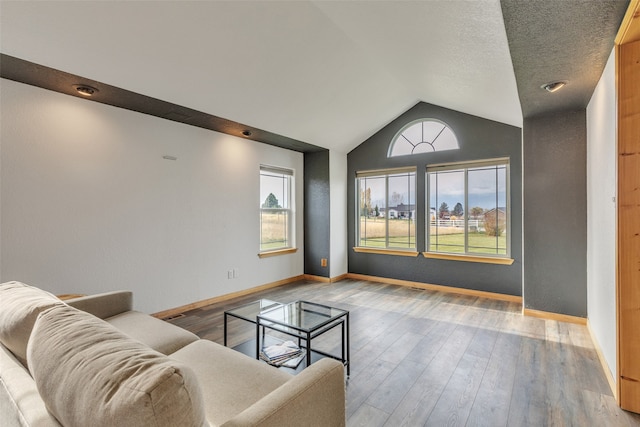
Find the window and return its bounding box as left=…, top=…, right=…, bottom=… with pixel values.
left=388, top=119, right=459, bottom=157
left=427, top=159, right=509, bottom=257
left=260, top=165, right=293, bottom=253
left=356, top=168, right=416, bottom=251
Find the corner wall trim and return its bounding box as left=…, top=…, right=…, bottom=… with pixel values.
left=346, top=273, right=522, bottom=303
left=302, top=274, right=349, bottom=283
left=303, top=274, right=331, bottom=283
left=152, top=274, right=305, bottom=319
left=587, top=320, right=617, bottom=399
left=331, top=273, right=349, bottom=283
left=522, top=308, right=587, bottom=325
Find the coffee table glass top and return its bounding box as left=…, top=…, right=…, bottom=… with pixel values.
left=258, top=300, right=347, bottom=332
left=225, top=299, right=282, bottom=322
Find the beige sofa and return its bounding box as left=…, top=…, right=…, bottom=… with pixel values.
left=0, top=282, right=346, bottom=427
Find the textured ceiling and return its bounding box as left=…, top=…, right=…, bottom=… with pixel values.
left=0, top=1, right=629, bottom=152
left=0, top=0, right=519, bottom=153
left=501, top=0, right=629, bottom=118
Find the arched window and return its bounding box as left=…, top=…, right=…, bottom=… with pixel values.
left=388, top=119, right=459, bottom=157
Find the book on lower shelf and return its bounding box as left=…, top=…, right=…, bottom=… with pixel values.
left=260, top=340, right=304, bottom=368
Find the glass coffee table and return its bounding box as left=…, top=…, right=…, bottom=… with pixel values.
left=223, top=299, right=282, bottom=347
left=257, top=300, right=350, bottom=375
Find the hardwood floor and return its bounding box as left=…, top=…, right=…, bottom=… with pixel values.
left=167, top=278, right=640, bottom=426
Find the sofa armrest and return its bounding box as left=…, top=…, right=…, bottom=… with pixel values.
left=222, top=358, right=346, bottom=427
left=65, top=291, right=133, bottom=319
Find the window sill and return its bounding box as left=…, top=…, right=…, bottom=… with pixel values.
left=258, top=248, right=298, bottom=258
left=422, top=252, right=514, bottom=265
left=353, top=247, right=419, bottom=257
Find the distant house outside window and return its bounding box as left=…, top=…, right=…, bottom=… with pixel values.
left=260, top=165, right=293, bottom=252
left=427, top=159, right=509, bottom=257
left=388, top=119, right=459, bottom=157
left=356, top=168, right=416, bottom=250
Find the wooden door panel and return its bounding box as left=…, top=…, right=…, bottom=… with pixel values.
left=618, top=38, right=640, bottom=414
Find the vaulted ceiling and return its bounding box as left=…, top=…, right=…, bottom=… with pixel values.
left=0, top=1, right=629, bottom=153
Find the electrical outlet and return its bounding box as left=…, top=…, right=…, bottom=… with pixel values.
left=227, top=270, right=233, bottom=279
left=233, top=268, right=239, bottom=279
left=321, top=258, right=327, bottom=267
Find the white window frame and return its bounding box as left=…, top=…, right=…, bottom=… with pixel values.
left=259, top=165, right=294, bottom=255
left=426, top=158, right=511, bottom=259
left=388, top=118, right=459, bottom=157
left=355, top=167, right=417, bottom=253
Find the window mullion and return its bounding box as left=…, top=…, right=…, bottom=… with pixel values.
left=282, top=177, right=286, bottom=247
left=434, top=173, right=438, bottom=252
left=385, top=175, right=389, bottom=249
left=358, top=178, right=364, bottom=247
left=464, top=169, right=469, bottom=255
left=358, top=179, right=362, bottom=246
left=495, top=166, right=499, bottom=254
left=286, top=176, right=290, bottom=247
left=408, top=172, right=411, bottom=248
left=425, top=172, right=430, bottom=253
left=506, top=164, right=511, bottom=257
left=433, top=173, right=436, bottom=252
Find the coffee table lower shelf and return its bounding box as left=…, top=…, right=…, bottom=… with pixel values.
left=232, top=336, right=325, bottom=375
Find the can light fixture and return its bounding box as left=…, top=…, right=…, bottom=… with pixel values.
left=541, top=81, right=567, bottom=93
left=73, top=84, right=99, bottom=96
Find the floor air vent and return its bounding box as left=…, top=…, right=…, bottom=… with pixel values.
left=163, top=313, right=185, bottom=321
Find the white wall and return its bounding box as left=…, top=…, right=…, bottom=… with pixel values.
left=0, top=79, right=304, bottom=314
left=0, top=104, right=2, bottom=281
left=329, top=150, right=347, bottom=278
left=586, top=48, right=617, bottom=382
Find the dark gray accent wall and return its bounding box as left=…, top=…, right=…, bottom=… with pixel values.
left=348, top=102, right=523, bottom=296
left=523, top=110, right=587, bottom=316
left=304, top=150, right=330, bottom=277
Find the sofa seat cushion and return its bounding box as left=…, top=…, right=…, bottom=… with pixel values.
left=105, top=311, right=199, bottom=355
left=28, top=305, right=206, bottom=427
left=171, top=339, right=292, bottom=426
left=0, top=281, right=64, bottom=367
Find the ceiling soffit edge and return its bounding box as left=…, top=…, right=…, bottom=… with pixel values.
left=0, top=54, right=326, bottom=154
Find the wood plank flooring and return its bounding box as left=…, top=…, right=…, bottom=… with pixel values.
left=167, top=278, right=640, bottom=426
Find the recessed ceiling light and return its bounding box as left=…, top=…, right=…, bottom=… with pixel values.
left=73, top=84, right=99, bottom=96
left=242, top=130, right=252, bottom=137
left=541, top=81, right=567, bottom=93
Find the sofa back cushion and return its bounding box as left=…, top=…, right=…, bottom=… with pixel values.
left=0, top=281, right=63, bottom=367
left=28, top=304, right=206, bottom=427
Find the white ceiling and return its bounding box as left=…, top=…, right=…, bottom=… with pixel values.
left=1, top=1, right=522, bottom=153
